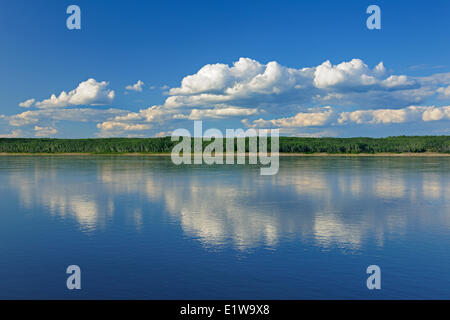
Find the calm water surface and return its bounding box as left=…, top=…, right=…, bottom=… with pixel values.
left=0, top=156, right=449, bottom=299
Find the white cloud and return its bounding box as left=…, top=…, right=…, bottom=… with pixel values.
left=338, top=106, right=450, bottom=124
left=314, top=60, right=416, bottom=90
left=96, top=122, right=151, bottom=131
left=95, top=105, right=177, bottom=136
left=8, top=108, right=127, bottom=127
left=314, top=59, right=376, bottom=88
left=437, top=85, right=450, bottom=98
left=338, top=106, right=423, bottom=124
left=113, top=112, right=142, bottom=122
left=93, top=58, right=450, bottom=137
left=382, top=75, right=415, bottom=89
left=34, top=79, right=115, bottom=108
left=161, top=57, right=427, bottom=113
left=19, top=98, right=35, bottom=108
left=9, top=111, right=40, bottom=126
left=169, top=58, right=266, bottom=96
left=422, top=106, right=450, bottom=121
left=244, top=108, right=333, bottom=128
left=34, top=126, right=57, bottom=137
left=187, top=106, right=258, bottom=120
left=154, top=131, right=172, bottom=137
left=95, top=104, right=259, bottom=134
left=7, top=58, right=450, bottom=138
left=139, top=106, right=170, bottom=122
left=0, top=130, right=23, bottom=138
left=125, top=80, right=145, bottom=92
left=163, top=57, right=317, bottom=112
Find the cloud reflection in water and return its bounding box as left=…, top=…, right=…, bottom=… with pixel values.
left=5, top=156, right=450, bottom=251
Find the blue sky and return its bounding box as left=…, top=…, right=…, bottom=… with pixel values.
left=0, top=0, right=449, bottom=138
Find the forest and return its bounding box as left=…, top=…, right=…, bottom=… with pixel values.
left=0, top=136, right=449, bottom=154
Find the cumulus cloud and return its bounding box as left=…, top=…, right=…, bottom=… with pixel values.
left=95, top=104, right=257, bottom=134
left=244, top=105, right=450, bottom=129
left=338, top=106, right=450, bottom=125
left=382, top=75, right=416, bottom=89
left=93, top=58, right=450, bottom=137
left=94, top=106, right=174, bottom=136
left=187, top=106, right=258, bottom=120
left=19, top=98, right=35, bottom=108
left=154, top=131, right=172, bottom=137
left=338, top=107, right=421, bottom=124
left=6, top=58, right=450, bottom=138
left=437, top=85, right=450, bottom=98
left=315, top=60, right=380, bottom=88
left=8, top=108, right=127, bottom=127
left=125, top=80, right=145, bottom=92
left=165, top=58, right=316, bottom=110
left=34, top=126, right=57, bottom=137
left=422, top=106, right=450, bottom=121
left=34, top=79, right=115, bottom=108
left=169, top=58, right=266, bottom=95
left=0, top=130, right=23, bottom=138
left=244, top=108, right=333, bottom=128
left=96, top=122, right=151, bottom=131
left=314, top=60, right=416, bottom=91
left=162, top=58, right=424, bottom=112
left=8, top=111, right=40, bottom=127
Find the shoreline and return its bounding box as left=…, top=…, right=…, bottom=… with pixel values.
left=1, top=152, right=449, bottom=157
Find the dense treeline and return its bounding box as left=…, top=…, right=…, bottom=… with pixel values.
left=278, top=136, right=450, bottom=153
left=0, top=138, right=175, bottom=153
left=0, top=136, right=449, bottom=154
